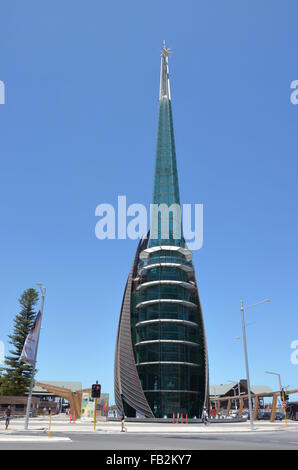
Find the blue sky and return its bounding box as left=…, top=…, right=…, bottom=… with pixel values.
left=0, top=1, right=298, bottom=402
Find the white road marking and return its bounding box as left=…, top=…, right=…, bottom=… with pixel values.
left=0, top=436, right=71, bottom=443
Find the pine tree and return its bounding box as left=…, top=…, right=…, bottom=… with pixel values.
left=0, top=288, right=39, bottom=396
left=0, top=367, right=4, bottom=390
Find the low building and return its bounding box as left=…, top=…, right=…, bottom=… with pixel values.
left=0, top=396, right=39, bottom=416
left=210, top=379, right=272, bottom=410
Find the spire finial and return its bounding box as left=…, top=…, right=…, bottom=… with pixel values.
left=159, top=41, right=171, bottom=100
left=162, top=40, right=171, bottom=58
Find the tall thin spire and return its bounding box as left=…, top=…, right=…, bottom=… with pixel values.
left=114, top=43, right=208, bottom=422
left=159, top=40, right=171, bottom=100
left=151, top=42, right=183, bottom=247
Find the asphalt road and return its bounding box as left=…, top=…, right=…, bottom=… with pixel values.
left=0, top=429, right=298, bottom=450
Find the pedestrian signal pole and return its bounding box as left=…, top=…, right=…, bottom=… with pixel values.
left=92, top=381, right=101, bottom=431
left=94, top=398, right=97, bottom=431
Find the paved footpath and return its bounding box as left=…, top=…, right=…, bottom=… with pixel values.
left=1, top=415, right=297, bottom=435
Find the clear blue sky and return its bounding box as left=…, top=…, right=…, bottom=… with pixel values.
left=0, top=1, right=298, bottom=402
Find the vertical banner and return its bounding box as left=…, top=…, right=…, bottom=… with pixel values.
left=20, top=312, right=41, bottom=365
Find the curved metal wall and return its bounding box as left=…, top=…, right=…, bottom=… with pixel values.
left=114, top=237, right=154, bottom=418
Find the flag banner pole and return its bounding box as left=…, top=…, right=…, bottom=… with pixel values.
left=23, top=286, right=46, bottom=430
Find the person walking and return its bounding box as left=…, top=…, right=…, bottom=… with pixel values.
left=120, top=415, right=127, bottom=432
left=202, top=407, right=209, bottom=426
left=4, top=405, right=11, bottom=430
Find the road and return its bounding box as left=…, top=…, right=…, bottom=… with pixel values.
left=0, top=429, right=298, bottom=450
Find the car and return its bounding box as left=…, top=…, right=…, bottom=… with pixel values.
left=275, top=412, right=285, bottom=421
left=257, top=411, right=271, bottom=420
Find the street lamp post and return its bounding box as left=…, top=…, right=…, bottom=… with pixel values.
left=265, top=371, right=282, bottom=390
left=24, top=282, right=46, bottom=431
left=240, top=299, right=271, bottom=431
left=265, top=370, right=287, bottom=426
left=240, top=300, right=254, bottom=430
left=229, top=380, right=241, bottom=410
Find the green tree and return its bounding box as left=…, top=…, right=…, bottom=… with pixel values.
left=0, top=367, right=4, bottom=390
left=0, top=288, right=39, bottom=396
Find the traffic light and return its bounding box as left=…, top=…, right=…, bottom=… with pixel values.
left=280, top=389, right=289, bottom=402
left=92, top=383, right=101, bottom=399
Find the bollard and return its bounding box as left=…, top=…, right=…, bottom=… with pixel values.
left=48, top=411, right=52, bottom=438
left=172, top=412, right=175, bottom=424
left=186, top=414, right=188, bottom=424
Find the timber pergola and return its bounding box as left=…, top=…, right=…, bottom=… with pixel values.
left=210, top=388, right=298, bottom=422
left=35, top=382, right=92, bottom=420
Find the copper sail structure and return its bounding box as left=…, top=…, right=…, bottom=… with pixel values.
left=114, top=43, right=208, bottom=418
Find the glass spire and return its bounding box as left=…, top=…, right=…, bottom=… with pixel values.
left=150, top=42, right=183, bottom=247
left=115, top=42, right=208, bottom=421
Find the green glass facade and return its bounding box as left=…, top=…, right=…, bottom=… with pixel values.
left=151, top=96, right=183, bottom=248
left=130, top=247, right=207, bottom=417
